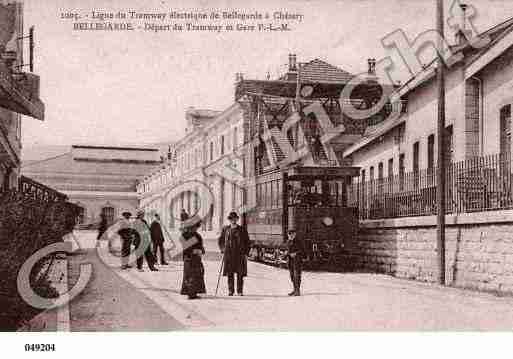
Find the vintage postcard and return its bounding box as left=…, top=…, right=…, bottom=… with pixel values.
left=1, top=0, right=513, bottom=357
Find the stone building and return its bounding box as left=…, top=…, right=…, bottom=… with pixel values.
left=138, top=105, right=245, bottom=236
left=22, top=144, right=160, bottom=227
left=0, top=1, right=44, bottom=190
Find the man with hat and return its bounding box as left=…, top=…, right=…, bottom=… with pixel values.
left=117, top=211, right=134, bottom=270
left=218, top=211, right=250, bottom=296
left=286, top=228, right=304, bottom=296
left=150, top=213, right=168, bottom=265
left=133, top=209, right=158, bottom=272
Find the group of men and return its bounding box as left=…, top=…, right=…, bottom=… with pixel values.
left=100, top=208, right=305, bottom=296
left=114, top=209, right=168, bottom=272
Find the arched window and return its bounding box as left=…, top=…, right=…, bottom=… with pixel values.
left=101, top=206, right=115, bottom=225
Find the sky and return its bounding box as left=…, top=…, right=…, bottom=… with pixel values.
left=19, top=0, right=513, bottom=150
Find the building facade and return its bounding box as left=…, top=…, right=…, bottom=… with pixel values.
left=22, top=145, right=160, bottom=227
left=0, top=1, right=44, bottom=190
left=345, top=18, right=513, bottom=184
left=138, top=105, right=245, bottom=235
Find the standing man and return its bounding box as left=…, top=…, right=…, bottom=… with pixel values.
left=180, top=208, right=189, bottom=222
left=218, top=211, right=250, bottom=296
left=133, top=209, right=158, bottom=272
left=97, top=213, right=108, bottom=240
left=286, top=228, right=304, bottom=296
left=117, top=211, right=133, bottom=270
left=150, top=213, right=168, bottom=265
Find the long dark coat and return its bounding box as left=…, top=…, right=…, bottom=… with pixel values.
left=218, top=224, right=250, bottom=277
left=150, top=221, right=165, bottom=244
left=180, top=231, right=206, bottom=296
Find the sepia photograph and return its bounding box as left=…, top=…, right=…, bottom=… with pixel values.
left=1, top=0, right=513, bottom=356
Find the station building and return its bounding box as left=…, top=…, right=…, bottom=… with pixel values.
left=22, top=144, right=161, bottom=227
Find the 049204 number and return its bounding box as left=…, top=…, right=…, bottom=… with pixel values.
left=25, top=344, right=55, bottom=352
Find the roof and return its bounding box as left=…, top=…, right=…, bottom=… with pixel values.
left=344, top=16, right=513, bottom=157
left=295, top=59, right=354, bottom=83
left=465, top=15, right=513, bottom=66
left=21, top=152, right=159, bottom=177
left=71, top=144, right=158, bottom=152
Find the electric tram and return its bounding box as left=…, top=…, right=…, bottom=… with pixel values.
left=245, top=165, right=360, bottom=268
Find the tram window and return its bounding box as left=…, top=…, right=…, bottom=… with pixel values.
left=277, top=180, right=282, bottom=207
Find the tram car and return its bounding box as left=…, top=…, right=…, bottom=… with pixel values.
left=245, top=165, right=360, bottom=268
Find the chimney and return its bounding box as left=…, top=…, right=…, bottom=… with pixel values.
left=367, top=58, right=376, bottom=76
left=286, top=54, right=298, bottom=81
left=288, top=54, right=297, bottom=71
left=455, top=3, right=472, bottom=45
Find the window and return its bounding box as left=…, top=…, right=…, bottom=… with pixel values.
left=77, top=206, right=86, bottom=224
left=444, top=125, right=454, bottom=165
left=413, top=141, right=420, bottom=187
left=500, top=105, right=511, bottom=161
left=427, top=134, right=435, bottom=170
left=399, top=154, right=405, bottom=190
left=210, top=142, right=214, bottom=162
left=413, top=141, right=419, bottom=173
left=369, top=166, right=374, bottom=181
left=233, top=127, right=238, bottom=150
left=101, top=206, right=115, bottom=225
left=388, top=158, right=393, bottom=178
left=378, top=162, right=383, bottom=180
left=221, top=135, right=225, bottom=155
left=232, top=183, right=236, bottom=209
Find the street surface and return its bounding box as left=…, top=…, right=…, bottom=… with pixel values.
left=67, top=230, right=513, bottom=331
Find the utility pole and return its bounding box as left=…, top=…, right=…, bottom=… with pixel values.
left=436, top=0, right=446, bottom=285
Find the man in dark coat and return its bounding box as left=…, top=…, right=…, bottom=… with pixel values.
left=150, top=213, right=168, bottom=265
left=218, top=211, right=250, bottom=296
left=286, top=228, right=304, bottom=296
left=133, top=209, right=158, bottom=272
left=97, top=213, right=108, bottom=240
left=117, top=211, right=133, bottom=270
left=180, top=208, right=189, bottom=222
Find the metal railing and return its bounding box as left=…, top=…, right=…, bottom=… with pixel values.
left=347, top=153, right=513, bottom=220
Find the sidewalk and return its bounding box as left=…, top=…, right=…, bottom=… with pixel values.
left=68, top=231, right=513, bottom=331
left=66, top=248, right=184, bottom=331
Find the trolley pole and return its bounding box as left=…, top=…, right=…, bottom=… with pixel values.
left=436, top=0, right=446, bottom=285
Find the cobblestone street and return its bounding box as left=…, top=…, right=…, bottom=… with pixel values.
left=64, top=231, right=513, bottom=331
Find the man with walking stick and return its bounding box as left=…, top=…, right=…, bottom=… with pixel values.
left=218, top=211, right=250, bottom=296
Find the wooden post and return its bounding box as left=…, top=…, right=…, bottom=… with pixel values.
left=436, top=0, right=446, bottom=285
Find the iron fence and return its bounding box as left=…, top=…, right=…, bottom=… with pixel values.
left=347, top=153, right=513, bottom=220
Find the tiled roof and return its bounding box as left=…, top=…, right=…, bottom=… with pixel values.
left=298, top=59, right=354, bottom=83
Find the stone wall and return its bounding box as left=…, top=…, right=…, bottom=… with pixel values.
left=353, top=210, right=513, bottom=294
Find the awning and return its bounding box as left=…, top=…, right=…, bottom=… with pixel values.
left=0, top=62, right=44, bottom=121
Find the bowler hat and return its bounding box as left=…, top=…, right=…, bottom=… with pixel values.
left=122, top=211, right=131, bottom=217
left=227, top=211, right=239, bottom=220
